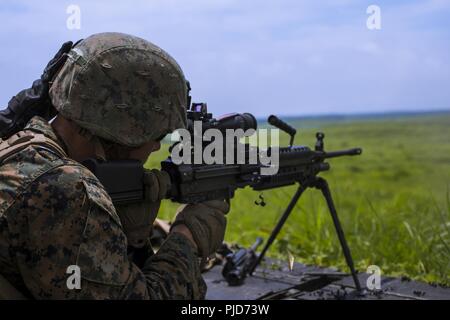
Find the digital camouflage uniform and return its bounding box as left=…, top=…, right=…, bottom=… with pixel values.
left=0, top=116, right=206, bottom=299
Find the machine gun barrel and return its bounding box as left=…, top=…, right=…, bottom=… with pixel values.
left=323, top=148, right=362, bottom=159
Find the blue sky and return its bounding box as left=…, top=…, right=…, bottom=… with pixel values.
left=0, top=0, right=449, bottom=117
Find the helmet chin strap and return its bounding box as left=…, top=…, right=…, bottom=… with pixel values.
left=76, top=125, right=107, bottom=161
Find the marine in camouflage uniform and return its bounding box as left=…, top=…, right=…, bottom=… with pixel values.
left=0, top=33, right=227, bottom=299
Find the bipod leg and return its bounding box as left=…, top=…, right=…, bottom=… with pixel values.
left=249, top=183, right=308, bottom=275
left=314, top=177, right=362, bottom=293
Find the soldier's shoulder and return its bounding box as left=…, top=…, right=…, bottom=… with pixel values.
left=33, top=162, right=121, bottom=225
left=0, top=142, right=67, bottom=214
left=2, top=156, right=120, bottom=225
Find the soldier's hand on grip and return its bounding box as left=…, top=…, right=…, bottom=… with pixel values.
left=143, top=169, right=171, bottom=202
left=116, top=169, right=171, bottom=248
left=170, top=200, right=230, bottom=261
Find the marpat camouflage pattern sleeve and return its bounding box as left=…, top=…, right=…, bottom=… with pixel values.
left=7, top=163, right=206, bottom=299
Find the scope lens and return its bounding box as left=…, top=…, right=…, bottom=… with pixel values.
left=216, top=113, right=257, bottom=132
left=241, top=113, right=257, bottom=131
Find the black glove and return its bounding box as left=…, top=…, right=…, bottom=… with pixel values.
left=116, top=169, right=171, bottom=248
left=171, top=200, right=230, bottom=260
left=0, top=41, right=74, bottom=138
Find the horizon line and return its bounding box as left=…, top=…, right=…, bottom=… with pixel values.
left=254, top=108, right=450, bottom=120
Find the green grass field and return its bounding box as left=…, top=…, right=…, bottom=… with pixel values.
left=145, top=113, right=450, bottom=285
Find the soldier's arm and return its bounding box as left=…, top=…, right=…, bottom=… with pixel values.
left=11, top=164, right=205, bottom=299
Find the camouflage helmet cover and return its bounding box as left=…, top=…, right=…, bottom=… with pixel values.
left=49, top=32, right=188, bottom=147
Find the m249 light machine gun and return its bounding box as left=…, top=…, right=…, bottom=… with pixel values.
left=82, top=102, right=363, bottom=291
left=162, top=103, right=363, bottom=291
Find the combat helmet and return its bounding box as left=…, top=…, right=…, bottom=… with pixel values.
left=49, top=32, right=188, bottom=147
